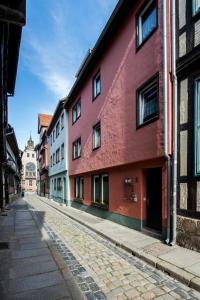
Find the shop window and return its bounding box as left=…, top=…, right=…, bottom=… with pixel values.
left=74, top=177, right=84, bottom=200
left=93, top=174, right=109, bottom=205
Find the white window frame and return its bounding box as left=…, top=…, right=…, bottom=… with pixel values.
left=73, top=138, right=81, bottom=159
left=72, top=99, right=81, bottom=124
left=93, top=174, right=109, bottom=205
left=137, top=0, right=157, bottom=46
left=93, top=72, right=101, bottom=99
left=137, top=77, right=159, bottom=126
left=93, top=122, right=101, bottom=150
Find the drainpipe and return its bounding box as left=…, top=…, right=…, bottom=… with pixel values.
left=170, top=0, right=177, bottom=245
left=162, top=0, right=171, bottom=244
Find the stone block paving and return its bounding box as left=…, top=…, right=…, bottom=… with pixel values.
left=0, top=199, right=84, bottom=300
left=26, top=194, right=200, bottom=300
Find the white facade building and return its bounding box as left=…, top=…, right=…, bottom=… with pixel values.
left=48, top=100, right=69, bottom=204
left=21, top=136, right=37, bottom=192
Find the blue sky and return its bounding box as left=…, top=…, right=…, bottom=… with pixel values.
left=9, top=0, right=118, bottom=150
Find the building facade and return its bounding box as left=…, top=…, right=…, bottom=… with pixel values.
left=0, top=1, right=26, bottom=210
left=36, top=114, right=52, bottom=197
left=6, top=125, right=22, bottom=203
left=176, top=0, right=200, bottom=251
left=65, top=0, right=173, bottom=237
left=21, top=136, right=37, bottom=192
left=47, top=100, right=69, bottom=204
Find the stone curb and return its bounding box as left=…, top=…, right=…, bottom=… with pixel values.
left=29, top=206, right=85, bottom=300
left=37, top=197, right=200, bottom=293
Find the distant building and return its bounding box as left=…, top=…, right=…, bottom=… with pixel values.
left=21, top=136, right=37, bottom=192
left=36, top=114, right=52, bottom=197
left=47, top=100, right=69, bottom=204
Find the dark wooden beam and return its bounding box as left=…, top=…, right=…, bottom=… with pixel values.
left=0, top=5, right=25, bottom=26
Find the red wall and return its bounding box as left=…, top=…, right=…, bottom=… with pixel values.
left=68, top=0, right=172, bottom=177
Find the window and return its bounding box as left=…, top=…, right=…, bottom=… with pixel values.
left=72, top=98, right=81, bottom=124
left=51, top=155, right=52, bottom=167
left=61, top=143, right=64, bottom=160
left=57, top=178, right=62, bottom=191
left=32, top=154, right=34, bottom=158
left=93, top=174, right=109, bottom=205
left=53, top=153, right=55, bottom=165
left=93, top=71, right=101, bottom=100
left=93, top=122, right=101, bottom=150
left=53, top=130, right=55, bottom=142
left=195, top=78, right=200, bottom=176
left=137, top=75, right=159, bottom=127
left=51, top=134, right=52, bottom=146
left=56, top=121, right=60, bottom=137
left=27, top=153, right=29, bottom=157
left=61, top=113, right=64, bottom=129
left=137, top=0, right=157, bottom=47
left=193, top=0, right=200, bottom=15
left=56, top=148, right=60, bottom=163
left=54, top=179, right=56, bottom=190
left=29, top=180, right=32, bottom=186
left=72, top=138, right=81, bottom=159
left=74, top=177, right=84, bottom=199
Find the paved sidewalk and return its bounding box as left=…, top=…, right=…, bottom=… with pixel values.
left=0, top=199, right=84, bottom=300
left=38, top=196, right=200, bottom=293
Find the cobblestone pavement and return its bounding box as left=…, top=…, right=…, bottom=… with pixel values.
left=26, top=194, right=200, bottom=300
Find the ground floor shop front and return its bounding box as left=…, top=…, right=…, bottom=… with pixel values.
left=50, top=172, right=69, bottom=205
left=69, top=158, right=168, bottom=237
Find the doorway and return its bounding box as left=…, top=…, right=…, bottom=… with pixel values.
left=146, top=168, right=162, bottom=232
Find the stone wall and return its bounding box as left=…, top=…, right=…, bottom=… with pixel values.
left=177, top=215, right=200, bottom=252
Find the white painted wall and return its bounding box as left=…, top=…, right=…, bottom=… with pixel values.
left=49, top=108, right=68, bottom=177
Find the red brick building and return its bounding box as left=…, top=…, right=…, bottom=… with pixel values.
left=36, top=114, right=52, bottom=197
left=65, top=0, right=173, bottom=237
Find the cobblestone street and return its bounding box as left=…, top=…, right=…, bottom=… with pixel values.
left=26, top=194, right=200, bottom=300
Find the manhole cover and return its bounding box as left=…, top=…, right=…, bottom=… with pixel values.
left=0, top=242, right=9, bottom=250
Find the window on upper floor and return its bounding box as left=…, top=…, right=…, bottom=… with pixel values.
left=193, top=0, right=200, bottom=16
left=51, top=134, right=52, bottom=146
left=53, top=130, right=55, bottom=142
left=56, top=148, right=60, bottom=163
left=93, top=122, right=101, bottom=150
left=137, top=74, right=159, bottom=128
left=74, top=177, right=84, bottom=200
left=32, top=154, right=34, bottom=158
left=54, top=179, right=56, bottom=190
left=53, top=153, right=55, bottom=165
left=93, top=71, right=101, bottom=100
left=56, top=121, right=60, bottom=138
left=61, top=143, right=64, bottom=160
left=61, top=113, right=64, bottom=129
left=50, top=155, right=52, bottom=167
left=72, top=138, right=81, bottom=160
left=137, top=0, right=157, bottom=47
left=29, top=180, right=32, bottom=186
left=27, top=153, right=29, bottom=158
left=72, top=98, right=81, bottom=124
left=92, top=174, right=109, bottom=206
left=194, top=77, right=200, bottom=176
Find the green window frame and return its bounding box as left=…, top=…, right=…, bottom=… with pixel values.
left=193, top=0, right=200, bottom=16
left=194, top=78, right=200, bottom=176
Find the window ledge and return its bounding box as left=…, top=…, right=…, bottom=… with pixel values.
left=73, top=198, right=83, bottom=204
left=91, top=202, right=108, bottom=210
left=136, top=114, right=159, bottom=130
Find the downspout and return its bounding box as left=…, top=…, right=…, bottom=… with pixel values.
left=162, top=0, right=171, bottom=244
left=171, top=0, right=177, bottom=245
